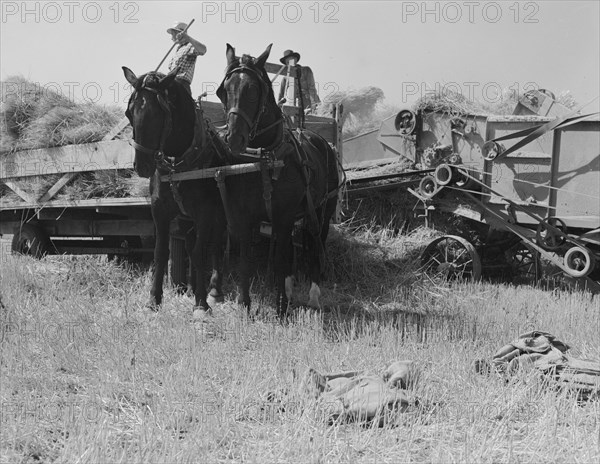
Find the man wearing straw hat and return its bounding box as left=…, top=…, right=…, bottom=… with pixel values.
left=166, top=21, right=207, bottom=96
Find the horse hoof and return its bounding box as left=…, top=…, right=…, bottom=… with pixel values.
left=307, top=283, right=321, bottom=309
left=145, top=300, right=160, bottom=312
left=208, top=291, right=225, bottom=304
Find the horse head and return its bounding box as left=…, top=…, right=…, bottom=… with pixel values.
left=217, top=44, right=281, bottom=156
left=123, top=67, right=196, bottom=178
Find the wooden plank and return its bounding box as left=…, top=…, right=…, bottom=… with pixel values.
left=305, top=114, right=336, bottom=124
left=265, top=62, right=297, bottom=78
left=41, top=219, right=155, bottom=236
left=0, top=139, right=134, bottom=180
left=334, top=103, right=344, bottom=223
left=51, top=246, right=152, bottom=255
left=161, top=161, right=284, bottom=182
left=346, top=179, right=420, bottom=196
left=37, top=172, right=77, bottom=202
left=305, top=124, right=335, bottom=144
left=0, top=196, right=150, bottom=211
left=102, top=117, right=130, bottom=141
left=2, top=181, right=36, bottom=203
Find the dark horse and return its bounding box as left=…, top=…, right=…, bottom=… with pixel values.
left=122, top=67, right=229, bottom=313
left=216, top=44, right=340, bottom=316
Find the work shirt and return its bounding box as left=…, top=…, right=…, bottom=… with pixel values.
left=168, top=43, right=200, bottom=85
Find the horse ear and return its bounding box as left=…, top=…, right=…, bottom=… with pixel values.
left=159, top=68, right=178, bottom=90
left=255, top=44, right=272, bottom=68
left=122, top=66, right=138, bottom=87
left=226, top=43, right=236, bottom=65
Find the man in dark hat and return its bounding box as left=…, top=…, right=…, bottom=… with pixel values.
left=166, top=21, right=207, bottom=96
left=277, top=49, right=320, bottom=113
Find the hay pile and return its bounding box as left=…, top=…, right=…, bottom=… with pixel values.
left=315, top=86, right=401, bottom=139
left=413, top=88, right=578, bottom=116
left=316, top=85, right=578, bottom=142
left=1, top=76, right=126, bottom=153
left=412, top=88, right=519, bottom=116
left=0, top=76, right=146, bottom=203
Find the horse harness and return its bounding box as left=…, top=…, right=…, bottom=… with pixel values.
left=217, top=59, right=330, bottom=229
left=128, top=75, right=228, bottom=216
left=130, top=69, right=331, bottom=246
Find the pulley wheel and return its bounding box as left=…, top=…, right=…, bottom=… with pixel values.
left=418, top=175, right=439, bottom=199
left=434, top=164, right=454, bottom=186
left=536, top=217, right=567, bottom=251
left=394, top=109, right=417, bottom=136
left=563, top=246, right=595, bottom=278
left=483, top=141, right=504, bottom=161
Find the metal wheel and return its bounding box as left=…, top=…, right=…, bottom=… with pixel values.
left=11, top=224, right=50, bottom=258
left=505, top=241, right=542, bottom=283
left=536, top=217, right=567, bottom=250
left=421, top=235, right=482, bottom=281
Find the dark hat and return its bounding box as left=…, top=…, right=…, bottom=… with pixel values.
left=280, top=49, right=301, bottom=64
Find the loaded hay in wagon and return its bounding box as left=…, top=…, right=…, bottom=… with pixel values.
left=0, top=76, right=153, bottom=262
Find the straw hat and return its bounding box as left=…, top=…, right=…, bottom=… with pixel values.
left=167, top=21, right=187, bottom=34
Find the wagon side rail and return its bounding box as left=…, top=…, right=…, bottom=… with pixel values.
left=0, top=139, right=138, bottom=209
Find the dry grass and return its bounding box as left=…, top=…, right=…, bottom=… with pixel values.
left=1, top=220, right=598, bottom=463
left=0, top=76, right=143, bottom=203
left=1, top=76, right=123, bottom=154
left=315, top=86, right=402, bottom=139
left=413, top=88, right=520, bottom=116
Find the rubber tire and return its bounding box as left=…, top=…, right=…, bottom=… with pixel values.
left=11, top=224, right=50, bottom=258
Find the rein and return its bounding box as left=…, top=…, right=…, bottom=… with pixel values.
left=129, top=74, right=230, bottom=173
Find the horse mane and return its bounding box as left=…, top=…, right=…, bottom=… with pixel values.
left=133, top=72, right=194, bottom=111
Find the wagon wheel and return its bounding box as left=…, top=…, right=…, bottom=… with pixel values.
left=11, top=224, right=50, bottom=259
left=536, top=217, right=567, bottom=250
left=420, top=235, right=482, bottom=281
left=505, top=241, right=542, bottom=284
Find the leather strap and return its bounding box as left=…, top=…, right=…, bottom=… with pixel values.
left=259, top=158, right=274, bottom=223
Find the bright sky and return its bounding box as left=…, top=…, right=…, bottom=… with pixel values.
left=1, top=1, right=599, bottom=113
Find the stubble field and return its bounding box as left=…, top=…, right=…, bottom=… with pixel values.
left=1, top=218, right=599, bottom=463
